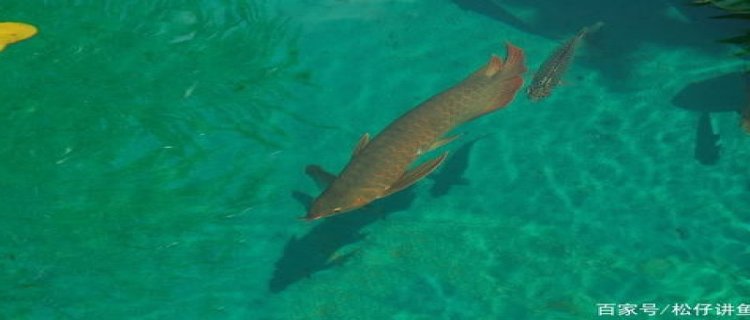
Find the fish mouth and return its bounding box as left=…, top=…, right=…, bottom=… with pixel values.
left=302, top=214, right=323, bottom=221
left=304, top=206, right=351, bottom=221
left=303, top=209, right=331, bottom=221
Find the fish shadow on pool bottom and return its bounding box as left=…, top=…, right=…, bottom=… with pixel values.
left=453, top=0, right=746, bottom=92
left=694, top=112, right=721, bottom=165
left=672, top=72, right=747, bottom=114
left=429, top=136, right=485, bottom=197
left=269, top=182, right=416, bottom=293
left=452, top=0, right=545, bottom=39
left=672, top=72, right=748, bottom=165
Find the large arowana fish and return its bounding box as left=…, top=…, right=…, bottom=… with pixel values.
left=305, top=43, right=526, bottom=220
left=0, top=22, right=37, bottom=53
left=527, top=22, right=603, bottom=101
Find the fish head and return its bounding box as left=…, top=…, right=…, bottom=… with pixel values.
left=0, top=22, right=38, bottom=46
left=305, top=186, right=375, bottom=221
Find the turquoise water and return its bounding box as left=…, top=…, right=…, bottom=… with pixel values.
left=1, top=0, right=749, bottom=319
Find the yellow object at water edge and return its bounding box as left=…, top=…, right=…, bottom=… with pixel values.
left=0, top=22, right=37, bottom=52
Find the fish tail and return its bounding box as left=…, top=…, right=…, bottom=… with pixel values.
left=489, top=43, right=526, bottom=109
left=0, top=22, right=38, bottom=52
left=584, top=21, right=604, bottom=34
left=498, top=43, right=526, bottom=79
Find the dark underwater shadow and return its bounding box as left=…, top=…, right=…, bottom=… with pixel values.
left=694, top=112, right=720, bottom=165
left=452, top=0, right=546, bottom=38
left=429, top=136, right=484, bottom=197
left=269, top=183, right=416, bottom=293
left=672, top=72, right=749, bottom=165
left=672, top=72, right=747, bottom=113
left=452, top=0, right=747, bottom=92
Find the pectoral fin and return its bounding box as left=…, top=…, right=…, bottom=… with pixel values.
left=430, top=134, right=462, bottom=151
left=305, top=165, right=336, bottom=190
left=0, top=43, right=5, bottom=52
left=352, top=133, right=370, bottom=158
left=417, top=134, right=461, bottom=156
left=384, top=152, right=448, bottom=197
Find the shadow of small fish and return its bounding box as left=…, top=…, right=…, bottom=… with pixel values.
left=451, top=0, right=543, bottom=38
left=694, top=112, right=720, bottom=165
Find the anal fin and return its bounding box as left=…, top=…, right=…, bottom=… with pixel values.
left=383, top=152, right=448, bottom=197
left=417, top=134, right=462, bottom=155
left=430, top=134, right=462, bottom=152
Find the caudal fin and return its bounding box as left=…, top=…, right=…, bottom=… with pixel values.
left=586, top=21, right=604, bottom=34
left=498, top=43, right=526, bottom=79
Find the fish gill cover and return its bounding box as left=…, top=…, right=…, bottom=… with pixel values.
left=0, top=0, right=305, bottom=317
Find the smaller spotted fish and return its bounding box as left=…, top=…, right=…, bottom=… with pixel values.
left=0, top=22, right=37, bottom=53
left=527, top=22, right=603, bottom=101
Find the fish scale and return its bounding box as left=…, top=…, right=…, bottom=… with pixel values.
left=527, top=22, right=603, bottom=101
left=306, top=43, right=527, bottom=220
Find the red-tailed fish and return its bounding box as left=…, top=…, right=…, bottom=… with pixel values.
left=527, top=22, right=603, bottom=101
left=0, top=22, right=37, bottom=52
left=305, top=43, right=526, bottom=220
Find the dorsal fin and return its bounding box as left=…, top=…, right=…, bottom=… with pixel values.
left=352, top=133, right=370, bottom=158
left=484, top=55, right=503, bottom=77
left=382, top=152, right=448, bottom=197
